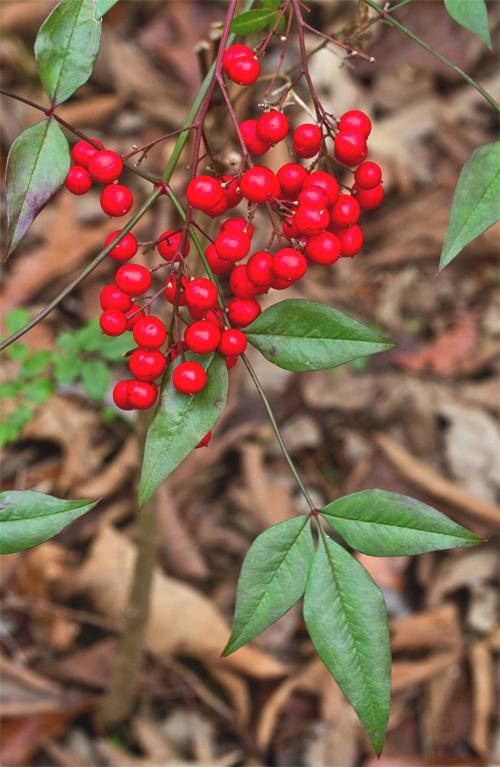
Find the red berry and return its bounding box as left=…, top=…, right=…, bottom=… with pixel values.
left=172, top=361, right=207, bottom=395
left=230, top=265, right=259, bottom=299
left=71, top=138, right=104, bottom=168
left=100, top=309, right=127, bottom=336
left=354, top=161, right=382, bottom=189
left=218, top=328, right=247, bottom=357
left=240, top=166, right=279, bottom=204
left=100, top=283, right=133, bottom=311
left=113, top=379, right=133, bottom=410
left=185, top=277, right=218, bottom=311
left=214, top=230, right=251, bottom=263
left=292, top=124, right=322, bottom=158
left=100, top=184, right=133, bottom=216
left=239, top=119, right=271, bottom=156
left=128, top=380, right=158, bottom=410
left=294, top=205, right=330, bottom=236
left=125, top=306, right=145, bottom=330
left=221, top=217, right=254, bottom=237
left=305, top=232, right=341, bottom=265
left=353, top=183, right=384, bottom=210
left=132, top=316, right=167, bottom=349
left=339, top=224, right=363, bottom=257
left=298, top=185, right=329, bottom=208
left=271, top=274, right=293, bottom=290
left=330, top=194, right=360, bottom=226
left=205, top=244, right=233, bottom=276
left=184, top=320, right=221, bottom=354
left=129, top=349, right=166, bottom=382
left=196, top=431, right=212, bottom=448
left=247, top=250, right=274, bottom=288
left=225, top=356, right=238, bottom=370
left=227, top=54, right=260, bottom=86
left=157, top=229, right=189, bottom=262
left=277, top=163, right=308, bottom=196
left=188, top=305, right=224, bottom=325
left=334, top=131, right=367, bottom=167
left=116, top=264, right=151, bottom=296
left=273, top=248, right=307, bottom=282
left=105, top=229, right=138, bottom=262
left=186, top=175, right=224, bottom=212
left=256, top=110, right=289, bottom=144
left=65, top=165, right=92, bottom=195
left=303, top=171, right=339, bottom=205
left=226, top=297, right=261, bottom=327
left=222, top=174, right=242, bottom=208
left=222, top=44, right=254, bottom=74
left=163, top=274, right=188, bottom=305
left=88, top=149, right=123, bottom=183
left=205, top=195, right=229, bottom=218
left=338, top=109, right=371, bottom=138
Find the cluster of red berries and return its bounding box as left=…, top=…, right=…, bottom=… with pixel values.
left=222, top=44, right=260, bottom=86
left=64, top=138, right=134, bottom=217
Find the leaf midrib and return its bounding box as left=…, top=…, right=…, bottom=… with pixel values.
left=247, top=331, right=389, bottom=345
left=320, top=509, right=474, bottom=539
left=49, top=0, right=85, bottom=104
left=9, top=120, right=52, bottom=241
left=0, top=500, right=91, bottom=524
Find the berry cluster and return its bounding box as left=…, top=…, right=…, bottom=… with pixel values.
left=64, top=139, right=134, bottom=217
left=222, top=44, right=260, bottom=86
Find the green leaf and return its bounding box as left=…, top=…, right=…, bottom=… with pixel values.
left=260, top=0, right=281, bottom=8
left=223, top=516, right=314, bottom=655
left=0, top=381, right=21, bottom=398
left=9, top=404, right=33, bottom=430
left=8, top=344, right=29, bottom=361
left=35, top=0, right=101, bottom=106
left=5, top=119, right=70, bottom=256
left=443, top=0, right=491, bottom=48
left=303, top=534, right=391, bottom=754
left=0, top=491, right=98, bottom=553
left=94, top=0, right=120, bottom=19
left=82, top=358, right=110, bottom=400
left=440, top=142, right=500, bottom=269
left=231, top=8, right=278, bottom=34
left=245, top=299, right=394, bottom=372
left=19, top=350, right=53, bottom=378
left=99, top=333, right=133, bottom=361
left=6, top=308, right=30, bottom=334
left=321, top=490, right=482, bottom=556
left=76, top=319, right=105, bottom=352
left=0, top=420, right=20, bottom=449
left=54, top=353, right=82, bottom=384
left=139, top=353, right=228, bottom=506
left=24, top=378, right=54, bottom=404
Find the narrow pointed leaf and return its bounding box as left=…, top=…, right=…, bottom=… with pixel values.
left=6, top=119, right=70, bottom=256
left=139, top=353, right=228, bottom=506
left=223, top=516, right=314, bottom=655
left=0, top=491, right=98, bottom=553
left=245, top=299, right=394, bottom=372
left=321, top=490, right=482, bottom=556
left=303, top=534, right=391, bottom=754
left=444, top=0, right=491, bottom=48
left=35, top=0, right=101, bottom=106
left=231, top=9, right=278, bottom=34
left=94, top=0, right=120, bottom=19
left=440, top=142, right=500, bottom=269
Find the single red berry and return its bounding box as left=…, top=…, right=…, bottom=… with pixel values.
left=105, top=229, right=138, bottom=262
left=221, top=217, right=254, bottom=237
left=273, top=248, right=307, bottom=282
left=247, top=250, right=274, bottom=288
left=100, top=283, right=133, bottom=312
left=330, top=194, right=360, bottom=226
left=225, top=355, right=239, bottom=370
left=186, top=175, right=224, bottom=211
left=113, top=380, right=133, bottom=410
left=116, top=264, right=151, bottom=296
left=214, top=230, right=251, bottom=263
left=163, top=274, right=188, bottom=305
left=100, top=309, right=127, bottom=336
left=222, top=44, right=254, bottom=74
left=88, top=149, right=123, bottom=183
left=277, top=163, right=308, bottom=196
left=240, top=166, right=279, bottom=204
left=239, top=119, right=271, bottom=156
left=338, top=109, right=372, bottom=138
left=184, top=320, right=221, bottom=354
left=352, top=183, right=384, bottom=210
left=132, top=316, right=167, bottom=349
left=65, top=165, right=92, bottom=195
left=334, top=131, right=367, bottom=167
left=230, top=265, right=259, bottom=299
left=294, top=205, right=330, bottom=236
left=71, top=138, right=104, bottom=168
left=157, top=229, right=190, bottom=262
left=172, top=361, right=207, bottom=395
left=205, top=244, right=233, bottom=276
left=292, top=124, right=322, bottom=158
left=227, top=54, right=260, bottom=86
left=298, top=185, right=329, bottom=208
left=218, top=328, right=248, bottom=357
left=185, top=277, right=218, bottom=311
left=189, top=305, right=224, bottom=325
left=129, top=349, right=166, bottom=382
left=256, top=110, right=289, bottom=144
left=339, top=224, right=364, bottom=257
left=222, top=174, right=242, bottom=208
left=100, top=184, right=133, bottom=216
left=125, top=305, right=145, bottom=330
left=354, top=161, right=382, bottom=189
left=271, top=274, right=293, bottom=290
left=205, top=195, right=229, bottom=218
left=305, top=232, right=341, bottom=265
left=128, top=380, right=158, bottom=410
left=196, top=431, right=212, bottom=448
left=226, top=297, right=261, bottom=327
left=303, top=171, right=339, bottom=205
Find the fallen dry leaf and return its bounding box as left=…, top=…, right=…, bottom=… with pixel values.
left=397, top=315, right=478, bottom=378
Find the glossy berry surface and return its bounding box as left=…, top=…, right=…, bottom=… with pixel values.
left=129, top=349, right=166, bottom=382
left=222, top=174, right=242, bottom=208
left=305, top=232, right=341, bottom=265
left=100, top=309, right=127, bottom=336
left=71, top=138, right=104, bottom=168
left=88, top=149, right=123, bottom=183
left=227, top=54, right=260, bottom=86
left=172, top=361, right=207, bottom=395
left=339, top=224, right=364, bottom=257
left=240, top=119, right=271, bottom=156
left=294, top=205, right=330, bottom=236
left=334, top=131, right=367, bottom=166
left=226, top=297, right=261, bottom=327
left=184, top=320, right=221, bottom=354
left=157, top=229, right=189, bottom=262
left=186, top=176, right=224, bottom=211
left=205, top=244, right=233, bottom=276
left=163, top=274, right=188, bottom=305
left=298, top=185, right=329, bottom=208
left=230, top=265, right=259, bottom=299
left=100, top=184, right=133, bottom=216
left=256, top=110, right=289, bottom=144
left=218, top=328, right=248, bottom=357
left=113, top=380, right=133, bottom=410
left=222, top=44, right=253, bottom=73
left=353, top=183, right=385, bottom=210
left=338, top=109, right=372, bottom=138
left=292, top=124, right=322, bottom=158
left=115, top=264, right=151, bottom=296
left=222, top=217, right=254, bottom=237
left=330, top=194, right=360, bottom=226
left=304, top=171, right=339, bottom=205
left=277, top=163, right=308, bottom=196
left=196, top=431, right=212, bottom=448
left=65, top=165, right=92, bottom=195
left=273, top=248, right=307, bottom=282
left=105, top=230, right=138, bottom=262
left=185, top=278, right=218, bottom=311
left=247, top=251, right=274, bottom=288
left=354, top=161, right=382, bottom=189
left=128, top=380, right=158, bottom=410
left=132, top=316, right=167, bottom=348
left=100, top=284, right=132, bottom=312
left=240, top=166, right=278, bottom=204
left=214, top=230, right=251, bottom=262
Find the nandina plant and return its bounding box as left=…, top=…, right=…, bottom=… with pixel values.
left=1, top=0, right=498, bottom=753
